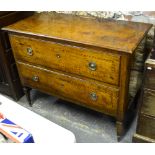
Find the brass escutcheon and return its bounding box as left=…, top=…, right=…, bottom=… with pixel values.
left=90, top=92, right=97, bottom=101
left=27, top=47, right=33, bottom=56
left=32, top=76, right=39, bottom=82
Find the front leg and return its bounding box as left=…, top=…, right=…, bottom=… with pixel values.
left=23, top=87, right=32, bottom=106
left=116, top=121, right=125, bottom=141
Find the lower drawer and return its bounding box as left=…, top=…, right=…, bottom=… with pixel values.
left=17, top=62, right=119, bottom=116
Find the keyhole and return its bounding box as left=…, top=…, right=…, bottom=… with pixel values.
left=56, top=54, right=61, bottom=58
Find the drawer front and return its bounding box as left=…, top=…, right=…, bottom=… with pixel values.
left=137, top=114, right=155, bottom=139
left=144, top=64, right=155, bottom=90
left=17, top=62, right=119, bottom=116
left=10, top=35, right=120, bottom=86
left=141, top=89, right=155, bottom=117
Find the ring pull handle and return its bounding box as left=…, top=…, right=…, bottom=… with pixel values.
left=88, top=62, right=97, bottom=71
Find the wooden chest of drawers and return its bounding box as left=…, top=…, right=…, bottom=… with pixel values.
left=133, top=47, right=155, bottom=142
left=0, top=11, right=34, bottom=100
left=3, top=12, right=152, bottom=140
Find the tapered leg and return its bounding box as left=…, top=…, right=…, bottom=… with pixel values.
left=23, top=87, right=32, bottom=106
left=116, top=121, right=125, bottom=141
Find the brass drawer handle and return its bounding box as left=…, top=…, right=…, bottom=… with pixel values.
left=27, top=47, right=33, bottom=56
left=90, top=92, right=97, bottom=101
left=32, top=76, right=39, bottom=82
left=88, top=62, right=97, bottom=71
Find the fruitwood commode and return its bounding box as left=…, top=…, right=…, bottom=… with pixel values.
left=3, top=12, right=152, bottom=140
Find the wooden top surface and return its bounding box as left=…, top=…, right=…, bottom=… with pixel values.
left=3, top=12, right=152, bottom=54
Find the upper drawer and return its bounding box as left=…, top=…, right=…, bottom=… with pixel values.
left=9, top=35, right=120, bottom=86
left=17, top=62, right=119, bottom=116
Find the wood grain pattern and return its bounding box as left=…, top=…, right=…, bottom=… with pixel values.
left=17, top=61, right=119, bottom=116
left=3, top=12, right=152, bottom=53
left=117, top=55, right=131, bottom=120
left=10, top=35, right=120, bottom=85
left=116, top=54, right=131, bottom=139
